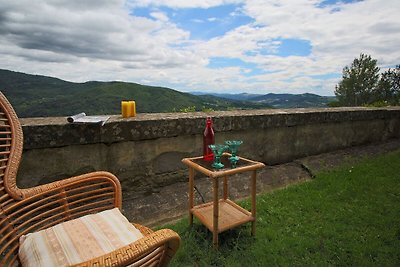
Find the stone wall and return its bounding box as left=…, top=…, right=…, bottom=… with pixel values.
left=17, top=107, right=400, bottom=224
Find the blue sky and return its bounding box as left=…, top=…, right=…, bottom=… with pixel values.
left=0, top=0, right=399, bottom=96
left=133, top=4, right=255, bottom=40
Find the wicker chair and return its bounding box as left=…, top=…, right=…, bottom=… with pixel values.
left=0, top=92, right=180, bottom=266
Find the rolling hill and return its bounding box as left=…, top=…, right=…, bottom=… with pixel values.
left=190, top=92, right=264, bottom=101
left=192, top=92, right=336, bottom=108
left=0, top=69, right=269, bottom=118
left=249, top=93, right=336, bottom=108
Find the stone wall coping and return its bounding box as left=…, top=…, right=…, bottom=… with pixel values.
left=20, top=107, right=400, bottom=150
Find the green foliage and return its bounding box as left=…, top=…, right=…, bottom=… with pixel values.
left=335, top=54, right=400, bottom=107
left=174, top=106, right=197, bottom=113
left=335, top=53, right=380, bottom=106
left=327, top=101, right=341, bottom=107
left=362, top=100, right=389, bottom=107
left=201, top=106, right=214, bottom=112
left=0, top=69, right=271, bottom=118
left=165, top=150, right=400, bottom=266
left=172, top=106, right=214, bottom=113
left=376, top=65, right=400, bottom=105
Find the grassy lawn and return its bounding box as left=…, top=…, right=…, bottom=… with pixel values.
left=165, top=149, right=400, bottom=266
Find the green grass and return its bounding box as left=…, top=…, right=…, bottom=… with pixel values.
left=165, top=150, right=400, bottom=266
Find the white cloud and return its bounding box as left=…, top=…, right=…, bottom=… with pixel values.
left=0, top=0, right=399, bottom=96
left=0, top=0, right=201, bottom=78
left=240, top=0, right=400, bottom=66
left=126, top=0, right=243, bottom=9
left=187, top=0, right=400, bottom=95
left=150, top=11, right=169, bottom=21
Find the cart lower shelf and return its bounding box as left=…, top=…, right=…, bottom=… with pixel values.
left=191, top=199, right=254, bottom=233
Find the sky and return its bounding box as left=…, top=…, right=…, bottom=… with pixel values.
left=0, top=0, right=399, bottom=96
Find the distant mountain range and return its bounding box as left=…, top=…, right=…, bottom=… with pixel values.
left=191, top=92, right=336, bottom=108
left=0, top=69, right=269, bottom=118
left=0, top=69, right=335, bottom=118
left=248, top=93, right=336, bottom=108
left=190, top=92, right=264, bottom=101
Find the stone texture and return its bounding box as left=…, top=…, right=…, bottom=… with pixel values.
left=123, top=139, right=400, bottom=226
left=15, top=108, right=400, bottom=226
left=20, top=107, right=400, bottom=149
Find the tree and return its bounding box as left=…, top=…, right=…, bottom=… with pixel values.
left=376, top=65, right=400, bottom=105
left=335, top=54, right=380, bottom=106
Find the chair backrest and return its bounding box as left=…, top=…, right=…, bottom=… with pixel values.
left=0, top=91, right=24, bottom=201
left=0, top=92, right=122, bottom=266
left=0, top=91, right=25, bottom=265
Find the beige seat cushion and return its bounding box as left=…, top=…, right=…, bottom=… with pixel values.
left=19, top=208, right=143, bottom=267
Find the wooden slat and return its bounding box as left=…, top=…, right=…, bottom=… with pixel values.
left=3, top=243, right=19, bottom=266
left=182, top=154, right=265, bottom=178
left=67, top=192, right=114, bottom=208
left=3, top=189, right=112, bottom=226
left=0, top=144, right=11, bottom=148
left=191, top=199, right=253, bottom=233
left=0, top=193, right=10, bottom=202
left=188, top=167, right=194, bottom=225
left=2, top=198, right=70, bottom=231
left=130, top=247, right=163, bottom=267
left=3, top=181, right=112, bottom=215
left=8, top=253, right=19, bottom=267
left=66, top=185, right=113, bottom=198
left=3, top=185, right=113, bottom=221
left=3, top=191, right=65, bottom=215
left=182, top=158, right=213, bottom=177
left=225, top=199, right=252, bottom=216
left=0, top=198, right=13, bottom=208
left=0, top=212, right=67, bottom=255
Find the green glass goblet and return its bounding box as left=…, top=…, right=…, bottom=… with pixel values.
left=208, top=144, right=228, bottom=169
left=224, top=140, right=243, bottom=168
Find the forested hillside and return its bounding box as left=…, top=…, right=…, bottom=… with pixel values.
left=0, top=69, right=268, bottom=117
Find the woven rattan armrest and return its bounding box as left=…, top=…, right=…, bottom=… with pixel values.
left=19, top=171, right=122, bottom=206
left=2, top=171, right=181, bottom=267
left=0, top=171, right=123, bottom=266
left=0, top=92, right=181, bottom=266
left=73, top=228, right=181, bottom=267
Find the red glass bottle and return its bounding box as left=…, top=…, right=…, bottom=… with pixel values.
left=203, top=116, right=215, bottom=161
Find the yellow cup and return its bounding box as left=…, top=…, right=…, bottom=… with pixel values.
left=129, top=101, right=136, bottom=117
left=121, top=101, right=130, bottom=118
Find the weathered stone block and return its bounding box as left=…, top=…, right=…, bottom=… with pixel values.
left=15, top=107, right=400, bottom=225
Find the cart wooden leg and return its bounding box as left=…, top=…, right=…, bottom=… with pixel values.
left=189, top=167, right=194, bottom=226
left=251, top=170, right=257, bottom=236
left=223, top=175, right=228, bottom=200
left=213, top=177, right=219, bottom=248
